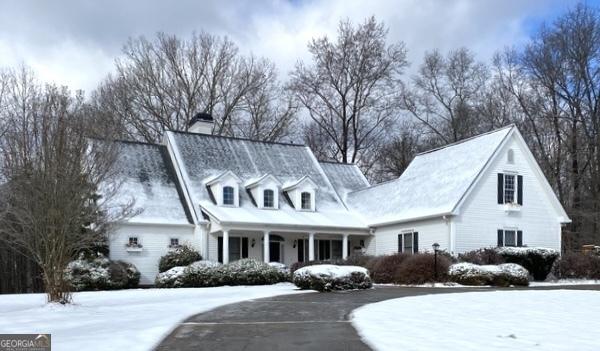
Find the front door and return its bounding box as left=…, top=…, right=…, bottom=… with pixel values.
left=269, top=241, right=281, bottom=263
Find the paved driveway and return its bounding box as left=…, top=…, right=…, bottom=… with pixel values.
left=155, top=285, right=600, bottom=351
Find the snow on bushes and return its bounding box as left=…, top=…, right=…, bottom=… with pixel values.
left=458, top=248, right=505, bottom=265
left=267, top=262, right=289, bottom=275
left=293, top=264, right=372, bottom=292
left=155, top=259, right=289, bottom=288
left=448, top=262, right=529, bottom=286
left=65, top=254, right=140, bottom=291
left=158, top=245, right=202, bottom=273
left=551, top=253, right=600, bottom=280
left=496, top=247, right=559, bottom=281
left=155, top=266, right=186, bottom=288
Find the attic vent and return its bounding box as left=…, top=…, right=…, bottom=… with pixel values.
left=507, top=149, right=514, bottom=164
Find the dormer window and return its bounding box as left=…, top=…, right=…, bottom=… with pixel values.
left=263, top=189, right=275, bottom=208
left=301, top=192, right=311, bottom=210
left=204, top=171, right=242, bottom=207
left=223, top=186, right=235, bottom=205
left=282, top=176, right=317, bottom=211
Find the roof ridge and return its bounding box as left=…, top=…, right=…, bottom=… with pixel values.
left=170, top=130, right=305, bottom=147
left=114, top=139, right=164, bottom=147
left=416, top=124, right=515, bottom=156
left=347, top=176, right=401, bottom=196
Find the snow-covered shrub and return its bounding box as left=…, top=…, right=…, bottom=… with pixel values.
left=459, top=248, right=505, bottom=265
left=65, top=254, right=140, bottom=291
left=393, top=253, right=451, bottom=284
left=158, top=245, right=201, bottom=273
left=155, top=266, right=187, bottom=288
left=448, top=262, right=529, bottom=286
left=225, top=259, right=289, bottom=285
left=496, top=247, right=559, bottom=281
left=370, top=253, right=411, bottom=283
left=181, top=261, right=226, bottom=287
left=293, top=264, right=372, bottom=292
left=268, top=262, right=289, bottom=275
left=551, top=253, right=600, bottom=280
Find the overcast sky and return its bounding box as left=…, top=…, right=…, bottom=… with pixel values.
left=0, top=0, right=586, bottom=93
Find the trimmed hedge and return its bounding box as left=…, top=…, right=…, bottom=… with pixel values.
left=293, top=265, right=372, bottom=292
left=393, top=253, right=451, bottom=285
left=65, top=254, right=140, bottom=291
left=158, top=245, right=202, bottom=273
left=371, top=253, right=411, bottom=284
left=458, top=248, right=505, bottom=265
left=448, top=262, right=529, bottom=287
left=496, top=247, right=559, bottom=281
left=551, top=253, right=600, bottom=280
left=156, top=259, right=289, bottom=288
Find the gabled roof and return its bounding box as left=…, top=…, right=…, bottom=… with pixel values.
left=319, top=161, right=370, bottom=201
left=166, top=131, right=367, bottom=231
left=282, top=175, right=318, bottom=191
left=204, top=170, right=242, bottom=186
left=244, top=174, right=282, bottom=189
left=110, top=140, right=193, bottom=225
left=347, top=126, right=514, bottom=226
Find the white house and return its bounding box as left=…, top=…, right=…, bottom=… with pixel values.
left=109, top=115, right=570, bottom=285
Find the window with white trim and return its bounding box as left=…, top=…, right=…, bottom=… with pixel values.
left=223, top=186, right=235, bottom=205
left=128, top=237, right=139, bottom=247
left=169, top=238, right=180, bottom=248
left=301, top=192, right=311, bottom=210
left=398, top=232, right=418, bottom=254
left=504, top=174, right=516, bottom=204
left=263, top=189, right=275, bottom=208
left=498, top=229, right=523, bottom=247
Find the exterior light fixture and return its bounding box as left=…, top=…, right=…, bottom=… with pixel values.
left=432, top=242, right=440, bottom=281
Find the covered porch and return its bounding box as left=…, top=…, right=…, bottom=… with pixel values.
left=208, top=224, right=371, bottom=266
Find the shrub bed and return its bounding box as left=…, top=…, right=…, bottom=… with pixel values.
left=551, top=253, right=600, bottom=280
left=370, top=253, right=411, bottom=284
left=393, top=253, right=451, bottom=285
left=157, top=259, right=288, bottom=288
left=458, top=248, right=505, bottom=265
left=158, top=245, right=202, bottom=273
left=65, top=254, right=140, bottom=291
left=448, top=262, right=529, bottom=286
left=293, top=264, right=372, bottom=292
left=496, top=247, right=559, bottom=281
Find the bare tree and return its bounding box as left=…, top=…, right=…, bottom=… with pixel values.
left=289, top=16, right=408, bottom=165
left=0, top=67, right=129, bottom=303
left=404, top=48, right=490, bottom=143
left=93, top=32, right=296, bottom=143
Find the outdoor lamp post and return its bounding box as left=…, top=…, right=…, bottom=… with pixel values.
left=432, top=242, right=440, bottom=281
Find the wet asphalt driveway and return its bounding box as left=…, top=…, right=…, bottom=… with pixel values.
left=154, top=285, right=600, bottom=351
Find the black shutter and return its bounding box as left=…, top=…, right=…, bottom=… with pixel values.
left=517, top=175, right=523, bottom=205
left=517, top=230, right=523, bottom=247
left=398, top=234, right=402, bottom=253
left=497, top=229, right=504, bottom=247
left=413, top=232, right=419, bottom=253
left=242, top=237, right=248, bottom=258
left=298, top=239, right=304, bottom=262
left=218, top=237, right=223, bottom=263
left=497, top=173, right=504, bottom=204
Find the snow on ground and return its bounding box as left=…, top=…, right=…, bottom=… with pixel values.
left=352, top=290, right=600, bottom=351
left=0, top=283, right=307, bottom=351
left=529, top=279, right=600, bottom=287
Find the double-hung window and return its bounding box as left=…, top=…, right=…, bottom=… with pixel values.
left=504, top=174, right=516, bottom=204
left=498, top=229, right=523, bottom=247
left=223, top=186, right=235, bottom=205
left=263, top=189, right=274, bottom=208
left=398, top=232, right=418, bottom=254
left=498, top=173, right=523, bottom=205
left=301, top=192, right=311, bottom=210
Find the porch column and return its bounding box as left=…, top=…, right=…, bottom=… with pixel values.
left=222, top=230, right=229, bottom=264
left=263, top=231, right=270, bottom=263
left=308, top=232, right=315, bottom=261
left=342, top=234, right=349, bottom=260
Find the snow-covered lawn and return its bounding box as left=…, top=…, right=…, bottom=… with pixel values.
left=0, top=283, right=307, bottom=351
left=352, top=290, right=600, bottom=350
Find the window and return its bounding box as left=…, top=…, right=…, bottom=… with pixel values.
left=169, top=238, right=179, bottom=248
left=398, top=232, right=418, bottom=254
left=263, top=189, right=275, bottom=208
left=223, top=186, right=234, bottom=205
left=507, top=149, right=515, bottom=164
left=301, top=192, right=311, bottom=210
left=498, top=229, right=523, bottom=247
left=218, top=237, right=249, bottom=263
left=128, top=237, right=139, bottom=247
left=504, top=174, right=516, bottom=204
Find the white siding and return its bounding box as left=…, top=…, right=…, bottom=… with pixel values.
left=373, top=217, right=449, bottom=255
left=453, top=135, right=562, bottom=253
left=109, top=224, right=196, bottom=285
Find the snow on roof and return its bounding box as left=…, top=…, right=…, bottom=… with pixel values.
left=111, top=141, right=192, bottom=225
left=168, top=132, right=367, bottom=230
left=347, top=126, right=513, bottom=226
left=282, top=175, right=317, bottom=191
left=244, top=174, right=282, bottom=188
left=319, top=162, right=370, bottom=201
